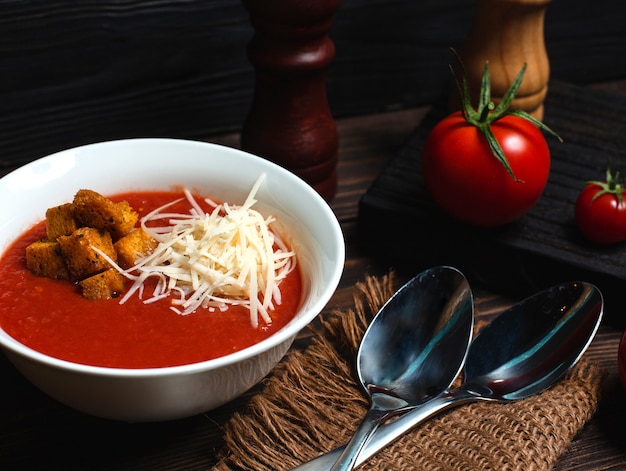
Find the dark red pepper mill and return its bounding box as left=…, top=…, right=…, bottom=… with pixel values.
left=240, top=0, right=340, bottom=202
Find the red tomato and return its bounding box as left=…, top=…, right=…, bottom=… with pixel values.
left=421, top=111, right=551, bottom=227
left=575, top=176, right=626, bottom=245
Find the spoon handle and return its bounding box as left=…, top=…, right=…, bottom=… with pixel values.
left=292, top=390, right=473, bottom=471
left=328, top=405, right=389, bottom=471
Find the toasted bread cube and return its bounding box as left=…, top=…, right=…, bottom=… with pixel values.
left=73, top=189, right=138, bottom=239
left=79, top=269, right=126, bottom=300
left=114, top=228, right=158, bottom=269
left=57, top=227, right=117, bottom=280
left=112, top=200, right=139, bottom=238
left=45, top=203, right=78, bottom=240
left=25, top=240, right=69, bottom=279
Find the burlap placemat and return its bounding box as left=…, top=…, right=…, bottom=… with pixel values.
left=212, top=273, right=604, bottom=471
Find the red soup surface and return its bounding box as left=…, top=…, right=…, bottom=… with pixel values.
left=0, top=191, right=302, bottom=369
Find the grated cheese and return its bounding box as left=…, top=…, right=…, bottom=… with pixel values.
left=103, top=175, right=296, bottom=328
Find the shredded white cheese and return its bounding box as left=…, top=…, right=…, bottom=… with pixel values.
left=103, top=175, right=296, bottom=328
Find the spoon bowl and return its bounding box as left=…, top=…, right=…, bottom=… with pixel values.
left=295, top=281, right=603, bottom=471
left=464, top=281, right=602, bottom=401
left=329, top=266, right=474, bottom=471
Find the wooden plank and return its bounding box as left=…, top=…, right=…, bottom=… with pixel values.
left=1, top=98, right=625, bottom=471
left=2, top=0, right=626, bottom=169
left=357, top=80, right=626, bottom=327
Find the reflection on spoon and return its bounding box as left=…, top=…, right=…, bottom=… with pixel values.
left=293, top=281, right=603, bottom=471
left=328, top=266, right=474, bottom=471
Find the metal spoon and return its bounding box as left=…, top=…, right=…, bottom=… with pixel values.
left=327, top=266, right=474, bottom=471
left=294, top=281, right=603, bottom=471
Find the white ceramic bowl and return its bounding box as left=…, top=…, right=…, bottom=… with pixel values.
left=0, top=138, right=344, bottom=422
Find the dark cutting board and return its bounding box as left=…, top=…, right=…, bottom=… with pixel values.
left=357, top=81, right=626, bottom=326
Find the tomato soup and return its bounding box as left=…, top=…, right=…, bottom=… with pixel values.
left=0, top=191, right=302, bottom=369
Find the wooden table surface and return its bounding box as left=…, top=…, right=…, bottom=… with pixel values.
left=2, top=82, right=626, bottom=470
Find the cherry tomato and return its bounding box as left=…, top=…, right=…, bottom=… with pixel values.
left=421, top=111, right=551, bottom=227
left=575, top=169, right=626, bottom=245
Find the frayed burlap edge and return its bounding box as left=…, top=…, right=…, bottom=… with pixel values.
left=211, top=273, right=604, bottom=471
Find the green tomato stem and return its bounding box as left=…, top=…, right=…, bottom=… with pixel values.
left=451, top=48, right=562, bottom=181
left=589, top=166, right=624, bottom=205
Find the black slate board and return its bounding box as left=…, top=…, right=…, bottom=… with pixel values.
left=357, top=81, right=626, bottom=326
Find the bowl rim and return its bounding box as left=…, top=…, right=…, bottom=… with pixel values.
left=0, top=137, right=345, bottom=377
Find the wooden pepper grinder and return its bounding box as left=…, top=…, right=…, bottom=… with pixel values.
left=240, top=0, right=340, bottom=201
left=451, top=0, right=551, bottom=120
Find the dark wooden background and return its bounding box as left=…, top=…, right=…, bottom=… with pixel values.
left=3, top=3, right=626, bottom=468
left=2, top=0, right=626, bottom=170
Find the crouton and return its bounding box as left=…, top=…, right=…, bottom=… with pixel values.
left=25, top=240, right=70, bottom=279
left=45, top=203, right=78, bottom=240
left=72, top=189, right=138, bottom=239
left=114, top=228, right=158, bottom=269
left=79, top=269, right=126, bottom=300
left=57, top=227, right=117, bottom=280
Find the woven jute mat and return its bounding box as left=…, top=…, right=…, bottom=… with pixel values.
left=212, top=273, right=605, bottom=471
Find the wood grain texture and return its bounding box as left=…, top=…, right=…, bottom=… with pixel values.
left=2, top=1, right=626, bottom=464
left=358, top=81, right=626, bottom=328
left=240, top=0, right=340, bottom=200
left=1, top=96, right=626, bottom=469
left=2, top=0, right=626, bottom=168
left=0, top=105, right=425, bottom=471
left=453, top=0, right=552, bottom=119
